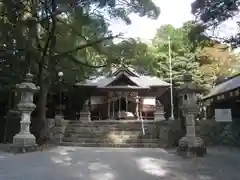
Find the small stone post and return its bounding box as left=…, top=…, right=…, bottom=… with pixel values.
left=11, top=73, right=40, bottom=153
left=177, top=74, right=206, bottom=157
left=79, top=100, right=91, bottom=122
left=154, top=100, right=165, bottom=121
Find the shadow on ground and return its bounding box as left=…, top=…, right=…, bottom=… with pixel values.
left=0, top=146, right=239, bottom=180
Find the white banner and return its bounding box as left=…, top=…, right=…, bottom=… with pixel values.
left=143, top=97, right=156, bottom=106
left=215, top=109, right=232, bottom=122
left=91, top=96, right=104, bottom=104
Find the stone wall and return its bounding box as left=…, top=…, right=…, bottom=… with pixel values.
left=196, top=119, right=240, bottom=146
left=158, top=120, right=184, bottom=147
left=4, top=110, right=21, bottom=143
left=48, top=117, right=69, bottom=144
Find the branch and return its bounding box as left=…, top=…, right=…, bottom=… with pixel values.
left=37, top=0, right=57, bottom=84
left=66, top=54, right=116, bottom=68
left=53, top=34, right=121, bottom=57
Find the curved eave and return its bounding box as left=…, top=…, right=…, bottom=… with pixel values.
left=178, top=88, right=204, bottom=94
left=203, top=73, right=240, bottom=101
left=99, top=86, right=150, bottom=90
left=202, top=87, right=240, bottom=101
left=150, top=85, right=171, bottom=88
left=74, top=83, right=97, bottom=88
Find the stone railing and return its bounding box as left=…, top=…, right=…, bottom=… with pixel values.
left=48, top=115, right=69, bottom=144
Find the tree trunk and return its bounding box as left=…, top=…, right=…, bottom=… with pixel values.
left=36, top=76, right=51, bottom=145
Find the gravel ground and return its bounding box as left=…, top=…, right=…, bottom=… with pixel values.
left=0, top=146, right=239, bottom=180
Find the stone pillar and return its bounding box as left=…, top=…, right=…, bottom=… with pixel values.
left=48, top=116, right=68, bottom=144
left=79, top=100, right=91, bottom=122
left=135, top=96, right=140, bottom=120
left=11, top=73, right=40, bottom=153
left=154, top=100, right=165, bottom=121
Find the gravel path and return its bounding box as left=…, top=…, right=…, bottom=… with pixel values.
left=0, top=146, right=239, bottom=180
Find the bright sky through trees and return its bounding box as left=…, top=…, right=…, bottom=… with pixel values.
left=109, top=0, right=238, bottom=42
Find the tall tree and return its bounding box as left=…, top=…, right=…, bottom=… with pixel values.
left=149, top=21, right=238, bottom=89
left=0, top=0, right=160, bottom=143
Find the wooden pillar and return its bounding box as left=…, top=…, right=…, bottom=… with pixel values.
left=126, top=95, right=128, bottom=111
left=118, top=95, right=121, bottom=113
left=136, top=95, right=139, bottom=120
left=112, top=97, right=115, bottom=118
left=108, top=96, right=110, bottom=120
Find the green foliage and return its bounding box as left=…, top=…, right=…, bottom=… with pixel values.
left=112, top=21, right=238, bottom=90
left=0, top=0, right=160, bottom=141
left=191, top=0, right=239, bottom=26
left=191, top=0, right=240, bottom=47
left=0, top=0, right=160, bottom=89
left=150, top=22, right=202, bottom=85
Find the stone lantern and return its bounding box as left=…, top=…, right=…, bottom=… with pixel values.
left=177, top=74, right=206, bottom=157
left=11, top=72, right=40, bottom=153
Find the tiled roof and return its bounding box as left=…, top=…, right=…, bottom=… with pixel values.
left=75, top=68, right=170, bottom=88
left=203, top=73, right=240, bottom=99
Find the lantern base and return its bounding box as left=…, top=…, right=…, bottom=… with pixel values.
left=154, top=111, right=165, bottom=121
left=11, top=133, right=38, bottom=153
left=177, top=136, right=207, bottom=157
left=10, top=144, right=38, bottom=153
left=79, top=111, right=91, bottom=122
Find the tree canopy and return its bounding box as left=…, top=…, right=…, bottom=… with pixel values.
left=116, top=21, right=239, bottom=89
left=0, top=0, right=239, bottom=143
left=0, top=0, right=160, bottom=142
left=191, top=0, right=240, bottom=47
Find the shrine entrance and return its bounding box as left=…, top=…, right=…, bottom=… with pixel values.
left=120, top=98, right=126, bottom=111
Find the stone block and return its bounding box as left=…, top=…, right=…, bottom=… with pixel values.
left=79, top=111, right=91, bottom=122
left=52, top=134, right=64, bottom=143
left=10, top=144, right=38, bottom=153
left=48, top=118, right=55, bottom=128
left=55, top=116, right=64, bottom=126
left=154, top=111, right=165, bottom=121
left=13, top=133, right=36, bottom=146
left=186, top=126, right=196, bottom=136
left=52, top=126, right=65, bottom=134
left=186, top=118, right=195, bottom=126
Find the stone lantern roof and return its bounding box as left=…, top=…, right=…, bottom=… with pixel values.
left=178, top=74, right=204, bottom=93
left=16, top=73, right=40, bottom=92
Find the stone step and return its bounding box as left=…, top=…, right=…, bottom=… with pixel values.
left=62, top=137, right=159, bottom=144
left=67, top=121, right=157, bottom=127
left=67, top=120, right=157, bottom=124
left=64, top=132, right=155, bottom=139
left=66, top=125, right=154, bottom=130
left=60, top=141, right=159, bottom=148
left=65, top=125, right=145, bottom=131
left=63, top=121, right=160, bottom=148
left=65, top=129, right=143, bottom=134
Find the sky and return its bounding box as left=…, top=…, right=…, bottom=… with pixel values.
left=108, top=0, right=239, bottom=42
left=109, top=0, right=195, bottom=42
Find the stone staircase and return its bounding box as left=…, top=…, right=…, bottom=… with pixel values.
left=61, top=120, right=161, bottom=148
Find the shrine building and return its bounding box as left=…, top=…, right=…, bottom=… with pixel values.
left=75, top=67, right=171, bottom=121
left=203, top=73, right=240, bottom=120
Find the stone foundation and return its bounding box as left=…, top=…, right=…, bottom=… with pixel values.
left=154, top=111, right=165, bottom=121
left=79, top=111, right=91, bottom=122
left=177, top=136, right=207, bottom=157
left=48, top=116, right=69, bottom=145
left=10, top=144, right=38, bottom=153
